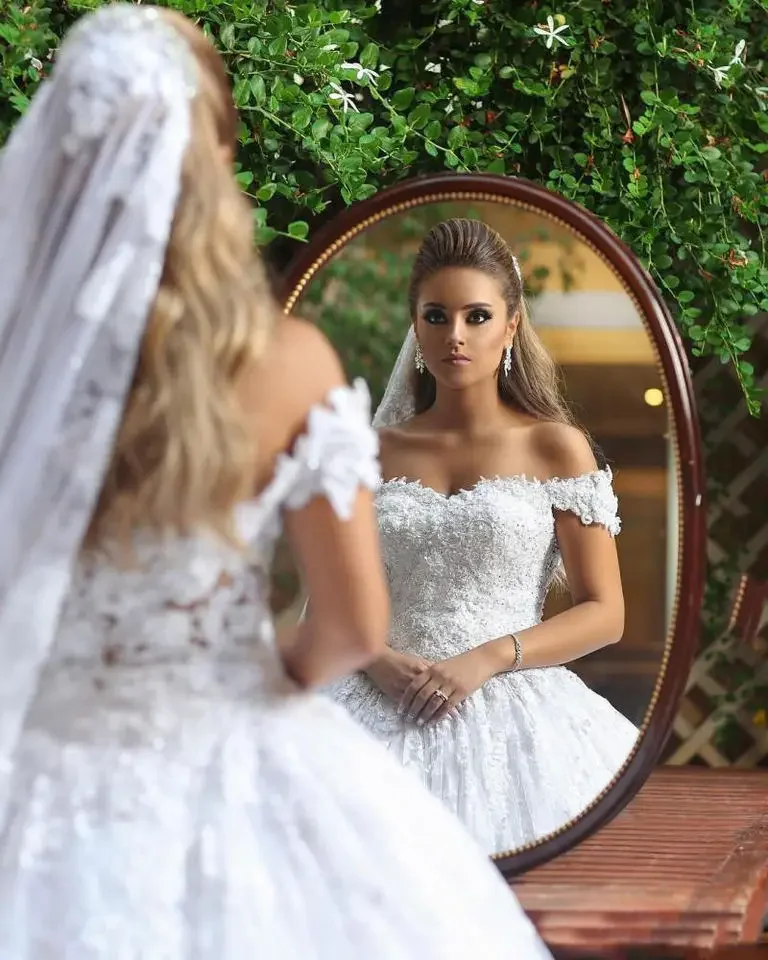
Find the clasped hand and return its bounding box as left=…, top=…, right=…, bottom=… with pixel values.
left=367, top=648, right=496, bottom=726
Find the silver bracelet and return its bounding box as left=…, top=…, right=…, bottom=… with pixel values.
left=509, top=632, right=523, bottom=672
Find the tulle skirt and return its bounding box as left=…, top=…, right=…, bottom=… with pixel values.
left=329, top=663, right=639, bottom=853
left=0, top=663, right=550, bottom=959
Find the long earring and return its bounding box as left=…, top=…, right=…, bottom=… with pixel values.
left=414, top=341, right=426, bottom=374
left=502, top=344, right=512, bottom=377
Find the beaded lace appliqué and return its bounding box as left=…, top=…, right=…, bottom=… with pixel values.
left=49, top=380, right=380, bottom=678
left=372, top=467, right=621, bottom=664
left=60, top=6, right=196, bottom=156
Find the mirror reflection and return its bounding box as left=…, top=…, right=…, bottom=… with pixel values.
left=279, top=200, right=674, bottom=855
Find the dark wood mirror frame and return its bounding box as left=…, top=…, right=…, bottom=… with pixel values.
left=278, top=172, right=707, bottom=878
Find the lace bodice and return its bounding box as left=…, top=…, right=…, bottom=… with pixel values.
left=45, top=381, right=378, bottom=692
left=376, top=470, right=620, bottom=662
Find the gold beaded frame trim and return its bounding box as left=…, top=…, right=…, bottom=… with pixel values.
left=283, top=189, right=683, bottom=862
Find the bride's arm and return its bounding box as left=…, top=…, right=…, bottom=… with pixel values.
left=248, top=318, right=390, bottom=688
left=295, top=598, right=431, bottom=701
left=481, top=423, right=624, bottom=675
left=282, top=487, right=389, bottom=687
left=483, top=512, right=624, bottom=674
left=290, top=424, right=422, bottom=696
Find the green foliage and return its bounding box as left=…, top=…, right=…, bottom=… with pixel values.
left=1, top=0, right=767, bottom=413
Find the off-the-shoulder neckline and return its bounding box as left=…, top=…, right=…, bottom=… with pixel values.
left=248, top=378, right=373, bottom=510
left=377, top=467, right=612, bottom=501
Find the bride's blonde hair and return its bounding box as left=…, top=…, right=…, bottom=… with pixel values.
left=87, top=10, right=275, bottom=548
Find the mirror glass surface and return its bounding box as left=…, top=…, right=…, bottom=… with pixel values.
left=274, top=198, right=678, bottom=859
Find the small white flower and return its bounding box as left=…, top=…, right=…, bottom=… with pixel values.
left=709, top=60, right=738, bottom=87
left=710, top=38, right=747, bottom=86
left=293, top=73, right=304, bottom=86
left=374, top=0, right=382, bottom=10
left=533, top=15, right=571, bottom=49
left=444, top=98, right=456, bottom=114
left=341, top=61, right=380, bottom=82
left=24, top=51, right=43, bottom=71
left=425, top=61, right=442, bottom=74
left=471, top=0, right=484, bottom=5
left=437, top=19, right=452, bottom=28
left=328, top=81, right=359, bottom=113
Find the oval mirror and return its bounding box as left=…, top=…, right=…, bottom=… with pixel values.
left=276, top=173, right=706, bottom=876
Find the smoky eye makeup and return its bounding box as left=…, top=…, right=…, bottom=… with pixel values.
left=422, top=307, right=446, bottom=324
left=421, top=302, right=494, bottom=324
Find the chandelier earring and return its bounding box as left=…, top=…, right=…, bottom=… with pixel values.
left=414, top=341, right=426, bottom=374
left=502, top=343, right=513, bottom=378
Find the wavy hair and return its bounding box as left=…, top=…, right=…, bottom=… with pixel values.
left=87, top=11, right=276, bottom=548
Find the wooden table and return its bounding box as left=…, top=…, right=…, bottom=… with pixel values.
left=512, top=767, right=768, bottom=958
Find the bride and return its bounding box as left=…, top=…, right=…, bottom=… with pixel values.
left=328, top=217, right=639, bottom=853
left=0, top=9, right=551, bottom=957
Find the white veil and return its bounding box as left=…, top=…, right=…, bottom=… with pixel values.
left=0, top=5, right=196, bottom=829
left=372, top=326, right=419, bottom=428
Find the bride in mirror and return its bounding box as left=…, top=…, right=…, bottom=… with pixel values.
left=327, top=217, right=639, bottom=853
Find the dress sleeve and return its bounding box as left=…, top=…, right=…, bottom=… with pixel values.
left=545, top=468, right=621, bottom=536
left=274, top=378, right=381, bottom=520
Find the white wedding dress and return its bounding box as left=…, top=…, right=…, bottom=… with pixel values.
left=0, top=382, right=551, bottom=960
left=328, top=467, right=640, bottom=854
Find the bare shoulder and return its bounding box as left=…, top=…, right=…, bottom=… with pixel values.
left=529, top=420, right=598, bottom=480
left=265, top=316, right=345, bottom=402
left=251, top=316, right=348, bottom=418
left=243, top=316, right=349, bottom=482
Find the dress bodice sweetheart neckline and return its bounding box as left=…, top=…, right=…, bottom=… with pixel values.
left=378, top=467, right=613, bottom=502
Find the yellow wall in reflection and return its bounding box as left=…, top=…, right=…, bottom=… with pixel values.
left=538, top=328, right=656, bottom=364
left=363, top=202, right=625, bottom=295
left=476, top=203, right=625, bottom=294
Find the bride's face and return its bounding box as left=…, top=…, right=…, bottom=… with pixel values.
left=413, top=267, right=516, bottom=389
